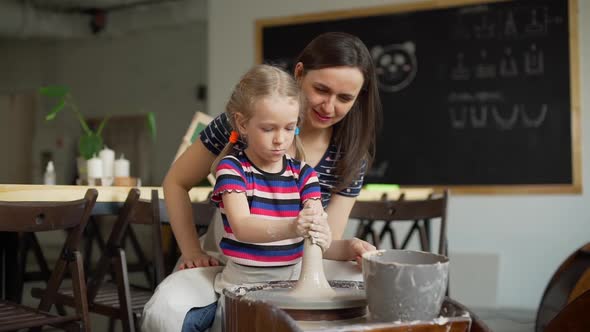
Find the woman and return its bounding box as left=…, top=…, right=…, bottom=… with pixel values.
left=141, top=32, right=382, bottom=331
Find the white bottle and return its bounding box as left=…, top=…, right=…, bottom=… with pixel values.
left=44, top=161, right=56, bottom=185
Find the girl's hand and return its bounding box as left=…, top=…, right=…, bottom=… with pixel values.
left=296, top=200, right=332, bottom=252
left=178, top=252, right=220, bottom=270
left=350, top=237, right=377, bottom=269
left=308, top=210, right=332, bottom=252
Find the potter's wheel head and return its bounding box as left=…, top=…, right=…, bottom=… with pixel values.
left=243, top=288, right=366, bottom=310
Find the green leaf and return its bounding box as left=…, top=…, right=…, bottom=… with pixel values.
left=45, top=99, right=66, bottom=120
left=147, top=112, right=157, bottom=141
left=78, top=133, right=103, bottom=160
left=96, top=116, right=110, bottom=136
left=39, top=86, right=69, bottom=98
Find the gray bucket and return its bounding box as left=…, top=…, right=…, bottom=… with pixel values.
left=362, top=249, right=449, bottom=322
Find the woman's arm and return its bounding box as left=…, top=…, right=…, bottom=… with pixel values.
left=163, top=140, right=218, bottom=269
left=324, top=194, right=357, bottom=240
left=324, top=237, right=376, bottom=264
left=322, top=194, right=376, bottom=263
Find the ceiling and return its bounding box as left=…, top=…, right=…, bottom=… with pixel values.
left=27, top=0, right=174, bottom=11
left=1, top=0, right=207, bottom=39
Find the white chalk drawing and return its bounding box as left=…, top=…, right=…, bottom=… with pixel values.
left=499, top=47, right=518, bottom=77
left=451, top=104, right=548, bottom=130
left=521, top=104, right=548, bottom=128
left=470, top=105, right=488, bottom=128
left=525, top=8, right=546, bottom=35
left=492, top=105, right=519, bottom=130
left=371, top=42, right=417, bottom=92
left=524, top=43, right=544, bottom=75
left=449, top=107, right=468, bottom=129
left=474, top=15, right=495, bottom=39
left=448, top=91, right=504, bottom=103
left=475, top=50, right=496, bottom=79
left=504, top=10, right=518, bottom=37
left=451, top=53, right=470, bottom=80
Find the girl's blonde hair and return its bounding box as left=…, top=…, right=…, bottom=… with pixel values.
left=211, top=64, right=306, bottom=174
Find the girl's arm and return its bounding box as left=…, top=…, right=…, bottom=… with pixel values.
left=221, top=192, right=303, bottom=242
left=163, top=139, right=219, bottom=269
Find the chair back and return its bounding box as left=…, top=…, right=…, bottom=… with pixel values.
left=0, top=189, right=97, bottom=233
left=87, top=188, right=164, bottom=300
left=0, top=189, right=97, bottom=331
left=350, top=190, right=449, bottom=255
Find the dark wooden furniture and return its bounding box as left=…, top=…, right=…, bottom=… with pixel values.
left=544, top=288, right=590, bottom=332
left=0, top=188, right=97, bottom=332
left=536, top=242, right=590, bottom=332
left=351, top=190, right=449, bottom=257
left=33, top=188, right=163, bottom=332
left=254, top=302, right=302, bottom=332
left=224, top=281, right=487, bottom=332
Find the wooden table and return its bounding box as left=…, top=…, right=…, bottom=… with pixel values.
left=0, top=185, right=213, bottom=220
left=0, top=184, right=433, bottom=221
left=0, top=184, right=431, bottom=201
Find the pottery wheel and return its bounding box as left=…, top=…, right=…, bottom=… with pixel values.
left=244, top=287, right=366, bottom=310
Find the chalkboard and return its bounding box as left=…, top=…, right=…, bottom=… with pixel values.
left=256, top=0, right=580, bottom=194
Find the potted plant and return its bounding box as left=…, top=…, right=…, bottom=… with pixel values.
left=40, top=86, right=157, bottom=158
left=40, top=86, right=157, bottom=181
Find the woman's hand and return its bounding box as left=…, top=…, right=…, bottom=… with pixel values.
left=349, top=237, right=376, bottom=269
left=178, top=252, right=220, bottom=270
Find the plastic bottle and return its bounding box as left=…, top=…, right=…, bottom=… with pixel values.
left=44, top=161, right=56, bottom=185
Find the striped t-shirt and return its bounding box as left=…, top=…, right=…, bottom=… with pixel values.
left=200, top=112, right=365, bottom=208
left=211, top=151, right=321, bottom=267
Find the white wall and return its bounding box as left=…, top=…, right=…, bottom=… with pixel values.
left=49, top=22, right=208, bottom=184
left=209, top=0, right=590, bottom=309
left=1, top=21, right=208, bottom=185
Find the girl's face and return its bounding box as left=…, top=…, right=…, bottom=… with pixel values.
left=295, top=63, right=364, bottom=130
left=238, top=95, right=299, bottom=172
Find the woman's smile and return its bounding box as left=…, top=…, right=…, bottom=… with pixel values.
left=312, top=109, right=333, bottom=122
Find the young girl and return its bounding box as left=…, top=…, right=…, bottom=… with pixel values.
left=143, top=32, right=379, bottom=331
left=181, top=64, right=331, bottom=332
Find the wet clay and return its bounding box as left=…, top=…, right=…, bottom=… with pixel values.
left=245, top=238, right=366, bottom=310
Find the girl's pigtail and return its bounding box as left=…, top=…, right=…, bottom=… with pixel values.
left=210, top=131, right=240, bottom=175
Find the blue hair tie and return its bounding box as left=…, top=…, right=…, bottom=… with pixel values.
left=294, top=127, right=300, bottom=136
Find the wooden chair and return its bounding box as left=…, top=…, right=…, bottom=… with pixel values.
left=0, top=188, right=97, bottom=332
left=544, top=288, right=590, bottom=332
left=351, top=190, right=449, bottom=256
left=535, top=242, right=590, bottom=332
left=33, top=188, right=164, bottom=332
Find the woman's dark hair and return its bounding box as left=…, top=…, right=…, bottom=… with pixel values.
left=296, top=32, right=382, bottom=192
